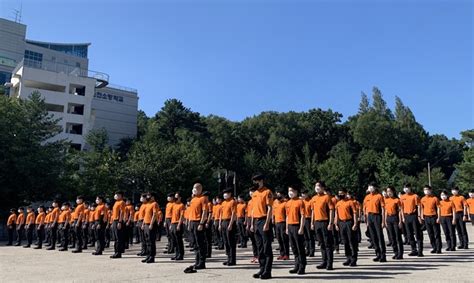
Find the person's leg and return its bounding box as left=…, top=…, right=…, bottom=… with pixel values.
left=433, top=219, right=442, bottom=253
left=405, top=215, right=417, bottom=253
left=229, top=222, right=237, bottom=264
left=458, top=214, right=469, bottom=248
left=261, top=220, right=273, bottom=277
left=368, top=216, right=380, bottom=258
left=414, top=218, right=423, bottom=255
left=425, top=217, right=436, bottom=252
left=177, top=224, right=185, bottom=259
left=374, top=214, right=386, bottom=259
left=254, top=219, right=266, bottom=276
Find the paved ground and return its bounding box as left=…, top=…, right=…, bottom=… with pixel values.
left=0, top=225, right=473, bottom=282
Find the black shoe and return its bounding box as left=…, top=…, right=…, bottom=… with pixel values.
left=309, top=252, right=315, bottom=257
left=23, top=245, right=30, bottom=248
left=350, top=261, right=357, bottom=267
left=92, top=252, right=102, bottom=255
left=316, top=263, right=327, bottom=269
left=223, top=261, right=229, bottom=266
left=59, top=248, right=68, bottom=251
left=368, top=244, right=374, bottom=249
left=72, top=249, right=82, bottom=253
left=253, top=273, right=262, bottom=279
left=392, top=255, right=398, bottom=259
left=373, top=256, right=380, bottom=262
left=430, top=249, right=436, bottom=254
left=227, top=262, right=236, bottom=266
left=289, top=268, right=298, bottom=274
left=326, top=265, right=334, bottom=270
left=297, top=267, right=305, bottom=275
left=137, top=252, right=145, bottom=256
left=408, top=251, right=418, bottom=256
left=146, top=257, right=155, bottom=263
left=110, top=254, right=122, bottom=259
left=6, top=243, right=12, bottom=246
left=343, top=259, right=351, bottom=266
left=379, top=256, right=387, bottom=262
left=141, top=257, right=150, bottom=263
left=46, top=247, right=55, bottom=250
left=387, top=242, right=392, bottom=247
left=395, top=255, right=403, bottom=260
left=184, top=266, right=197, bottom=274
left=175, top=257, right=183, bottom=261
left=260, top=273, right=272, bottom=280
left=436, top=250, right=442, bottom=254
left=171, top=257, right=177, bottom=260
left=446, top=248, right=452, bottom=251
left=34, top=246, right=42, bottom=249
left=417, top=252, right=424, bottom=257
left=194, top=265, right=206, bottom=270
left=457, top=246, right=464, bottom=249
left=14, top=243, right=21, bottom=246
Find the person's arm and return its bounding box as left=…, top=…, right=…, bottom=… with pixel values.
left=437, top=206, right=441, bottom=224
left=352, top=204, right=358, bottom=230
left=229, top=202, right=236, bottom=231
left=198, top=200, right=208, bottom=231
left=178, top=206, right=184, bottom=229
left=464, top=199, right=469, bottom=221
left=311, top=206, right=315, bottom=230
left=150, top=204, right=157, bottom=228
left=298, top=208, right=305, bottom=234
left=334, top=208, right=339, bottom=231
left=264, top=204, right=273, bottom=231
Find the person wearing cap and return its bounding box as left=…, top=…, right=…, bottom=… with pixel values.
left=450, top=187, right=469, bottom=249
left=236, top=195, right=248, bottom=248
left=170, top=192, right=185, bottom=260
left=183, top=183, right=208, bottom=273
left=220, top=188, right=238, bottom=266
left=250, top=173, right=273, bottom=280
left=273, top=189, right=289, bottom=261
left=6, top=208, right=17, bottom=246
left=285, top=185, right=307, bottom=275
left=24, top=206, right=35, bottom=248
left=164, top=193, right=176, bottom=254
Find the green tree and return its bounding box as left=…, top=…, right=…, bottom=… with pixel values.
left=295, top=143, right=319, bottom=190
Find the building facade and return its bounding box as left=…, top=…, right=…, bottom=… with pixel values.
left=0, top=17, right=138, bottom=150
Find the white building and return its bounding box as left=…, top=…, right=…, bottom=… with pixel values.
left=1, top=17, right=138, bottom=150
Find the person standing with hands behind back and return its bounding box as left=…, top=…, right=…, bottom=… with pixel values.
left=285, top=185, right=306, bottom=275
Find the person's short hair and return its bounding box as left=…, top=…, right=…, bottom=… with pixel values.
left=10, top=208, right=15, bottom=213
left=90, top=203, right=97, bottom=208
left=63, top=202, right=70, bottom=207
left=441, top=190, right=449, bottom=195
left=368, top=182, right=378, bottom=188
left=53, top=199, right=60, bottom=204
left=252, top=173, right=265, bottom=181
left=316, top=180, right=326, bottom=188
left=115, top=191, right=124, bottom=196
left=96, top=196, right=105, bottom=202
left=77, top=195, right=84, bottom=200
left=39, top=205, right=45, bottom=211
left=423, top=185, right=432, bottom=190
left=18, top=207, right=24, bottom=211
left=167, top=193, right=175, bottom=198
left=27, top=206, right=33, bottom=209
left=249, top=186, right=257, bottom=192
left=404, top=183, right=412, bottom=188
left=223, top=188, right=233, bottom=194
left=289, top=184, right=301, bottom=192
left=451, top=186, right=459, bottom=191
left=338, top=188, right=347, bottom=193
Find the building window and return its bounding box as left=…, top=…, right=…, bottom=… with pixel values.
left=24, top=50, right=43, bottom=68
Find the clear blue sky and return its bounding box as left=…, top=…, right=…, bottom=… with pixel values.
left=1, top=0, right=472, bottom=138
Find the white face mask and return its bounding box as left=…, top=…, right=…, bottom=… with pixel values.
left=61, top=206, right=66, bottom=210
left=167, top=197, right=172, bottom=202
left=451, top=190, right=458, bottom=195
left=288, top=191, right=296, bottom=199
left=387, top=192, right=394, bottom=198
left=441, top=195, right=447, bottom=200
left=368, top=187, right=375, bottom=193
left=469, top=193, right=474, bottom=198
left=424, top=190, right=431, bottom=195
left=140, top=197, right=145, bottom=202
left=315, top=187, right=322, bottom=194
left=192, top=188, right=198, bottom=195
left=382, top=192, right=387, bottom=197
left=114, top=195, right=118, bottom=200
left=95, top=200, right=100, bottom=204
left=403, top=187, right=410, bottom=193
left=249, top=192, right=253, bottom=197
left=76, top=199, right=81, bottom=204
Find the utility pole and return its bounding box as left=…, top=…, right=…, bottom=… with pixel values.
left=428, top=162, right=431, bottom=186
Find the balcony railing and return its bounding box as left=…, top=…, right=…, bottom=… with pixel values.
left=14, top=58, right=109, bottom=88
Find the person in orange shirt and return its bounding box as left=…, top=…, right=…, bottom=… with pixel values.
left=383, top=186, right=404, bottom=260
left=136, top=194, right=148, bottom=256
left=213, top=195, right=224, bottom=250
left=71, top=196, right=85, bottom=253
left=58, top=202, right=71, bottom=251
left=46, top=200, right=60, bottom=250
left=92, top=196, right=107, bottom=255
left=34, top=205, right=46, bottom=249
left=124, top=198, right=135, bottom=250
left=438, top=190, right=456, bottom=251
left=203, top=191, right=213, bottom=258
left=311, top=181, right=335, bottom=270
left=420, top=185, right=442, bottom=254
left=24, top=206, right=36, bottom=248
left=6, top=208, right=17, bottom=246
left=81, top=201, right=90, bottom=250
left=273, top=189, right=289, bottom=261
left=334, top=188, right=359, bottom=267
left=183, top=183, right=209, bottom=273
left=285, top=185, right=306, bottom=275
left=400, top=183, right=423, bottom=257
left=105, top=202, right=112, bottom=248
left=15, top=207, right=26, bottom=246
left=133, top=204, right=140, bottom=244
left=44, top=207, right=52, bottom=247
left=249, top=174, right=274, bottom=279
left=236, top=195, right=248, bottom=249
left=170, top=192, right=185, bottom=260
left=141, top=192, right=161, bottom=263
left=164, top=193, right=176, bottom=254
left=111, top=191, right=126, bottom=258
left=219, top=189, right=238, bottom=266
left=450, top=187, right=469, bottom=249
left=246, top=186, right=259, bottom=263
left=347, top=192, right=362, bottom=244
left=300, top=190, right=315, bottom=258
left=87, top=203, right=96, bottom=247
left=468, top=190, right=474, bottom=226
left=363, top=183, right=387, bottom=262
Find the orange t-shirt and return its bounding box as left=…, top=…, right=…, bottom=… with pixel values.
left=400, top=193, right=419, bottom=214
left=439, top=200, right=455, bottom=217
left=58, top=210, right=71, bottom=223
left=112, top=200, right=126, bottom=221
left=134, top=211, right=140, bottom=222
left=303, top=199, right=312, bottom=218
left=138, top=203, right=147, bottom=220
left=35, top=212, right=45, bottom=225
left=171, top=202, right=185, bottom=224
left=88, top=210, right=95, bottom=222
left=165, top=202, right=174, bottom=219
left=246, top=199, right=253, bottom=218
left=83, top=209, right=90, bottom=223
left=7, top=214, right=17, bottom=225
left=311, top=194, right=334, bottom=221
left=285, top=198, right=305, bottom=225
left=94, top=204, right=108, bottom=222
left=16, top=213, right=25, bottom=225
left=26, top=212, right=35, bottom=225
left=251, top=187, right=273, bottom=218
left=73, top=203, right=85, bottom=221
left=384, top=197, right=401, bottom=216
left=212, top=203, right=221, bottom=220
left=221, top=199, right=237, bottom=220
left=50, top=208, right=60, bottom=223
left=236, top=203, right=246, bottom=218
left=335, top=199, right=357, bottom=221
left=188, top=195, right=208, bottom=221
left=364, top=193, right=385, bottom=214
left=467, top=198, right=474, bottom=214
left=44, top=213, right=51, bottom=224
left=125, top=204, right=134, bottom=221
left=143, top=201, right=160, bottom=224
left=449, top=195, right=466, bottom=213
left=420, top=195, right=439, bottom=216
left=273, top=200, right=286, bottom=223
